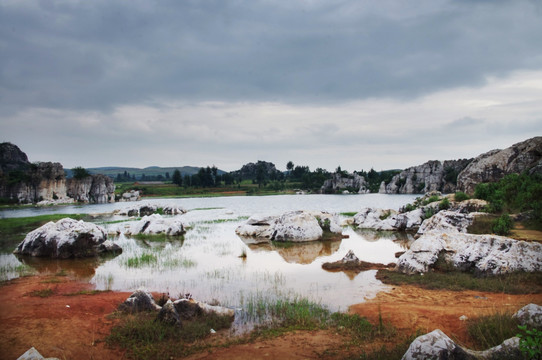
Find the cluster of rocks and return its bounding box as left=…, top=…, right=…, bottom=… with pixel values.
left=119, top=190, right=141, bottom=202
left=114, top=203, right=187, bottom=217
left=235, top=210, right=343, bottom=243
left=13, top=218, right=121, bottom=258
left=402, top=303, right=542, bottom=360
left=0, top=142, right=115, bottom=204
left=118, top=289, right=234, bottom=327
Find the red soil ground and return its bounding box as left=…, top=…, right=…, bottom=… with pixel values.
left=1, top=275, right=540, bottom=360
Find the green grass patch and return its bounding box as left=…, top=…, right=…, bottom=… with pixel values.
left=64, top=289, right=111, bottom=296
left=28, top=288, right=55, bottom=298
left=466, top=311, right=521, bottom=350
left=0, top=214, right=87, bottom=253
left=106, top=311, right=233, bottom=360
left=41, top=278, right=63, bottom=284
left=376, top=269, right=542, bottom=294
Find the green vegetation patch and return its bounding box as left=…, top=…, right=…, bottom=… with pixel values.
left=28, top=288, right=55, bottom=298
left=132, top=233, right=184, bottom=243
left=466, top=311, right=521, bottom=350
left=124, top=253, right=158, bottom=268
left=64, top=289, right=111, bottom=296
left=340, top=212, right=358, bottom=217
left=106, top=311, right=233, bottom=360
left=376, top=269, right=542, bottom=294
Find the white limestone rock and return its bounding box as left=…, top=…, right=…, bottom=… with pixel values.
left=13, top=218, right=113, bottom=258
left=235, top=210, right=342, bottom=242
left=353, top=207, right=424, bottom=231
left=513, top=303, right=542, bottom=327
left=126, top=214, right=185, bottom=236
left=416, top=210, right=477, bottom=235
left=397, top=232, right=542, bottom=275
left=119, top=289, right=161, bottom=313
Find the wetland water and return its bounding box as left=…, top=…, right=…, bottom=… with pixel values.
left=1, top=194, right=417, bottom=316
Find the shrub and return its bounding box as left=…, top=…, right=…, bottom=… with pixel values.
left=72, top=166, right=90, bottom=179
left=517, top=325, right=542, bottom=360
left=454, top=191, right=469, bottom=202
left=439, top=198, right=450, bottom=210
left=423, top=207, right=435, bottom=220
left=492, top=213, right=513, bottom=236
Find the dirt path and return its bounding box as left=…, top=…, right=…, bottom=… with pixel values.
left=1, top=275, right=540, bottom=359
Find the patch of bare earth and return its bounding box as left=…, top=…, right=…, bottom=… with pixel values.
left=1, top=275, right=540, bottom=359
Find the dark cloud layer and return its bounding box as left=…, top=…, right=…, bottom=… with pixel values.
left=2, top=0, right=542, bottom=113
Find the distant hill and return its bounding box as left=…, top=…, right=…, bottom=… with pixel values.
left=66, top=166, right=226, bottom=180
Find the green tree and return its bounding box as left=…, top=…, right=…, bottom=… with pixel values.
left=172, top=169, right=182, bottom=186
left=72, top=166, right=90, bottom=179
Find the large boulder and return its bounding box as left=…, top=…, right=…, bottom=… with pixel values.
left=457, top=136, right=542, bottom=194
left=13, top=218, right=119, bottom=258
left=513, top=303, right=542, bottom=328
left=397, top=232, right=542, bottom=275
left=235, top=211, right=342, bottom=242
left=125, top=214, right=185, bottom=236
left=157, top=299, right=182, bottom=326
left=416, top=210, right=477, bottom=235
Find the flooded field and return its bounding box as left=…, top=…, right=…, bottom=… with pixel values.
left=1, top=194, right=417, bottom=322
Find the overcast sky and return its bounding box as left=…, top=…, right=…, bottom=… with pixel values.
left=1, top=0, right=541, bottom=172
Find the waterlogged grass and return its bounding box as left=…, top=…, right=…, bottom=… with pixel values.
left=124, top=253, right=158, bottom=268
left=132, top=233, right=184, bottom=243
left=197, top=216, right=249, bottom=225
left=376, top=270, right=542, bottom=294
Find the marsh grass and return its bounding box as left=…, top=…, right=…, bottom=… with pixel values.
left=376, top=269, right=542, bottom=294
left=340, top=212, right=358, bottom=217
left=124, top=253, right=158, bottom=268
left=132, top=233, right=184, bottom=243
left=466, top=311, right=521, bottom=350
left=64, top=289, right=111, bottom=296
left=106, top=311, right=233, bottom=360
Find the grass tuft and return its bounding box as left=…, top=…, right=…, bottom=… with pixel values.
left=466, top=311, right=521, bottom=350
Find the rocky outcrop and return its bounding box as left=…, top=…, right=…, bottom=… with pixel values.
left=235, top=211, right=342, bottom=242
left=0, top=142, right=115, bottom=204
left=66, top=174, right=115, bottom=203
left=416, top=210, right=477, bottom=236
left=16, top=347, right=60, bottom=360
left=320, top=172, right=369, bottom=194
left=353, top=207, right=426, bottom=232
left=158, top=300, right=182, bottom=326
left=14, top=218, right=120, bottom=258
left=397, top=231, right=542, bottom=275
left=457, top=136, right=542, bottom=194
left=381, top=159, right=472, bottom=194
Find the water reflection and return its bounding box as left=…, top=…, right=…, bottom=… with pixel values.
left=246, top=240, right=341, bottom=264
left=15, top=253, right=117, bottom=279
left=354, top=228, right=415, bottom=249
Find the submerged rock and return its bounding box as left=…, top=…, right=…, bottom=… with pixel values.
left=13, top=218, right=118, bottom=258
left=322, top=250, right=395, bottom=272
left=235, top=210, right=342, bottom=242
left=397, top=232, right=542, bottom=275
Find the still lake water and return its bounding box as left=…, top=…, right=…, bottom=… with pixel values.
left=1, top=194, right=418, bottom=315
